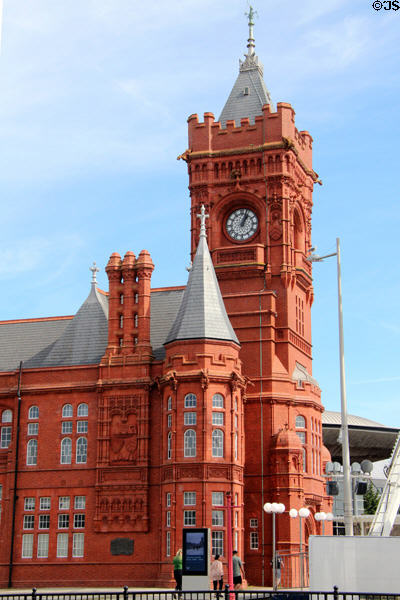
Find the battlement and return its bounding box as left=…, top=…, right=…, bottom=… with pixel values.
left=187, top=103, right=313, bottom=169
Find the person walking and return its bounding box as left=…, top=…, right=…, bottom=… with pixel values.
left=210, top=554, right=224, bottom=597
left=173, top=548, right=183, bottom=597
left=232, top=550, right=245, bottom=590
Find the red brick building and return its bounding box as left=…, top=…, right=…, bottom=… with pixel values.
left=0, top=14, right=331, bottom=589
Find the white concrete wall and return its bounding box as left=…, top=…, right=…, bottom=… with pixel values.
left=309, top=535, right=400, bottom=593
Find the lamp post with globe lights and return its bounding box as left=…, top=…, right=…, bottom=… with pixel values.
left=289, top=507, right=310, bottom=589
left=314, top=511, right=334, bottom=535
left=263, top=502, right=285, bottom=590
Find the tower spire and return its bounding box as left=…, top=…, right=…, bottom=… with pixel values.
left=197, top=204, right=209, bottom=239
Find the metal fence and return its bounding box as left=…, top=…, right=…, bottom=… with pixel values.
left=0, top=587, right=399, bottom=600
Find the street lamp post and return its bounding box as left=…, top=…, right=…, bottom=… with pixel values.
left=307, top=238, right=353, bottom=536
left=289, top=507, right=310, bottom=589
left=263, top=502, right=285, bottom=591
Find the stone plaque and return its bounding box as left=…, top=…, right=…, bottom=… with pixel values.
left=110, top=538, right=134, bottom=555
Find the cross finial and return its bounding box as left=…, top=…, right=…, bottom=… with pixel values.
left=90, top=261, right=99, bottom=285
left=197, top=204, right=209, bottom=238
left=244, top=5, right=257, bottom=56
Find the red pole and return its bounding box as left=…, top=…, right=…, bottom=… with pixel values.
left=226, top=492, right=234, bottom=591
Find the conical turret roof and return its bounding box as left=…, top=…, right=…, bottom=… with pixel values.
left=219, top=8, right=273, bottom=127
left=24, top=279, right=108, bottom=368
left=165, top=207, right=239, bottom=346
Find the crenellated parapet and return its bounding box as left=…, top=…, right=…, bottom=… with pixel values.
left=104, top=249, right=154, bottom=359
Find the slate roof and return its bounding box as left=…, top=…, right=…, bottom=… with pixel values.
left=165, top=227, right=239, bottom=345
left=0, top=286, right=185, bottom=371
left=218, top=52, right=273, bottom=127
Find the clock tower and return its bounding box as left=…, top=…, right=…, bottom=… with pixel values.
left=182, top=9, right=331, bottom=586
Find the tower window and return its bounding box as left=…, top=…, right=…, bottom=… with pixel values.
left=2, top=409, right=12, bottom=423
left=28, top=406, right=39, bottom=420
left=243, top=87, right=249, bottom=95
left=62, top=404, right=73, bottom=418
left=167, top=432, right=172, bottom=460
left=184, top=429, right=196, bottom=457
left=212, top=394, right=224, bottom=408
left=212, top=430, right=224, bottom=458
left=184, top=393, right=197, bottom=408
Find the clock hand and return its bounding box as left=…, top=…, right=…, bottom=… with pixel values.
left=240, top=210, right=249, bottom=227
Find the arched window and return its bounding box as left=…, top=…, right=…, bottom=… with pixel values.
left=61, top=438, right=72, bottom=464
left=184, top=394, right=197, bottom=408
left=184, top=429, right=196, bottom=457
left=27, top=439, right=38, bottom=465
left=28, top=406, right=38, bottom=420
left=77, top=403, right=88, bottom=417
left=212, top=430, right=224, bottom=458
left=296, top=415, right=306, bottom=429
left=212, top=394, right=224, bottom=408
left=76, top=438, right=87, bottom=464
left=167, top=432, right=172, bottom=460
left=62, top=404, right=73, bottom=418
left=2, top=409, right=12, bottom=423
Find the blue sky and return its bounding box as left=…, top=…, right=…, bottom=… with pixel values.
left=0, top=1, right=399, bottom=428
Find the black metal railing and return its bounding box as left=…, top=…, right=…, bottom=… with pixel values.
left=0, top=587, right=399, bottom=600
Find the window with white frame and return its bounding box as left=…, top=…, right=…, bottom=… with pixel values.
left=184, top=429, right=196, bottom=457
left=166, top=531, right=171, bottom=557
left=250, top=518, right=258, bottom=528
left=212, top=492, right=224, bottom=506
left=26, top=439, right=37, bottom=465
left=28, top=406, right=38, bottom=420
left=1, top=426, right=12, bottom=448
left=166, top=492, right=171, bottom=507
left=167, top=396, right=172, bottom=411
left=212, top=412, right=224, bottom=426
left=184, top=510, right=196, bottom=526
left=40, top=497, right=51, bottom=510
left=234, top=432, right=238, bottom=460
left=76, top=437, right=87, bottom=464
left=234, top=511, right=238, bottom=528
left=234, top=531, right=238, bottom=552
left=183, top=492, right=196, bottom=506
left=184, top=412, right=196, bottom=426
left=212, top=510, right=224, bottom=526
left=184, top=393, right=197, bottom=408
left=58, top=514, right=69, bottom=529
left=72, top=532, right=84, bottom=557
left=74, top=496, right=86, bottom=509
left=23, top=515, right=34, bottom=529
left=37, top=533, right=49, bottom=558
left=59, top=496, right=70, bottom=510
left=62, top=404, right=73, bottom=418
left=2, top=409, right=12, bottom=422
left=77, top=421, right=88, bottom=434
left=212, top=430, right=223, bottom=457
left=77, top=403, right=88, bottom=417
left=166, top=511, right=171, bottom=527
left=167, top=432, right=172, bottom=460
left=212, top=531, right=223, bottom=556
left=250, top=531, right=259, bottom=549
left=296, top=415, right=306, bottom=429
left=28, top=423, right=39, bottom=436
left=24, top=497, right=35, bottom=511
left=167, top=414, right=172, bottom=428
left=61, top=438, right=72, bottom=464
left=74, top=514, right=85, bottom=529
left=39, top=514, right=50, bottom=529
left=62, top=421, right=73, bottom=434
left=22, top=534, right=34, bottom=558
left=212, top=394, right=224, bottom=408
left=297, top=431, right=306, bottom=444
left=57, top=533, right=68, bottom=557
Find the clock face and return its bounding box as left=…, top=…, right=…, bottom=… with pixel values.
left=226, top=208, right=258, bottom=241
